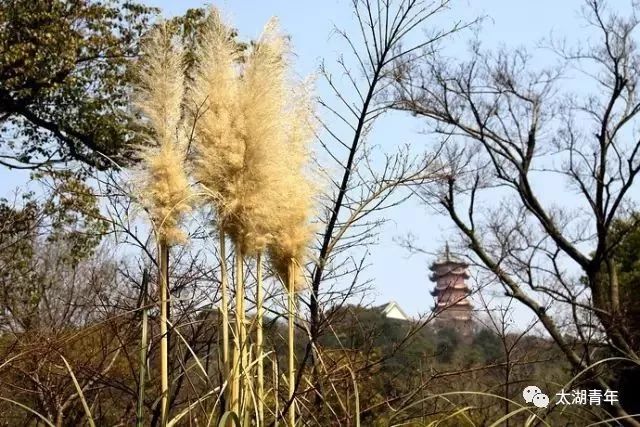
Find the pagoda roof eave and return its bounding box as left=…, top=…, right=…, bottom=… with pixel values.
left=432, top=284, right=471, bottom=290
left=429, top=272, right=470, bottom=281
left=429, top=259, right=469, bottom=269
left=429, top=261, right=469, bottom=270
left=435, top=302, right=473, bottom=309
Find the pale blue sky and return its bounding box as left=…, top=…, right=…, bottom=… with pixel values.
left=1, top=0, right=624, bottom=326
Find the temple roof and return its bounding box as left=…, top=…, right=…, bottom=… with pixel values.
left=372, top=301, right=410, bottom=321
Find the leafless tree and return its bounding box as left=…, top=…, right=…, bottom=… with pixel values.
left=476, top=293, right=539, bottom=426
left=392, top=0, right=640, bottom=424
left=270, top=0, right=477, bottom=421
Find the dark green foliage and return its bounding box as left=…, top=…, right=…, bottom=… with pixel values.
left=608, top=215, right=640, bottom=347
left=598, top=215, right=640, bottom=414
left=0, top=0, right=155, bottom=169
left=435, top=326, right=459, bottom=363
left=321, top=305, right=512, bottom=370
left=473, top=328, right=503, bottom=363
left=0, top=1, right=246, bottom=171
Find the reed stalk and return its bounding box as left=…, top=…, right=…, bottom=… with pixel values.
left=256, top=252, right=265, bottom=425
left=219, top=229, right=230, bottom=410
left=136, top=269, right=150, bottom=427
left=231, top=247, right=246, bottom=418
left=238, top=249, right=248, bottom=415
left=233, top=20, right=291, bottom=424
left=229, top=330, right=240, bottom=418
left=132, top=24, right=192, bottom=424
left=287, top=262, right=296, bottom=427
left=266, top=79, right=315, bottom=425
left=274, top=357, right=279, bottom=427
left=159, top=238, right=170, bottom=426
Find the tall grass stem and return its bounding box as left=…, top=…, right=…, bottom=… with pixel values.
left=287, top=262, right=296, bottom=427
left=219, top=229, right=230, bottom=411
left=136, top=269, right=150, bottom=427
left=159, top=239, right=170, bottom=426
left=256, top=252, right=265, bottom=426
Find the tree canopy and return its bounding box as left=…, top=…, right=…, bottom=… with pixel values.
left=607, top=215, right=640, bottom=349
left=0, top=0, right=154, bottom=170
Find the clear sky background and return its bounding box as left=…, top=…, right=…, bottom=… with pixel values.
left=1, top=0, right=624, bottom=327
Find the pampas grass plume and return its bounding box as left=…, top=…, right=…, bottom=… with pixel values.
left=268, top=79, right=317, bottom=292
left=191, top=10, right=245, bottom=226
left=229, top=18, right=290, bottom=255
left=135, top=23, right=192, bottom=245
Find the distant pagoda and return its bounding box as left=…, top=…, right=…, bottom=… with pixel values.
left=429, top=243, right=473, bottom=335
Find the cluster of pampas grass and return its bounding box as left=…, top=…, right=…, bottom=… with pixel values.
left=191, top=10, right=316, bottom=426
left=131, top=8, right=315, bottom=426
left=133, top=23, right=193, bottom=426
